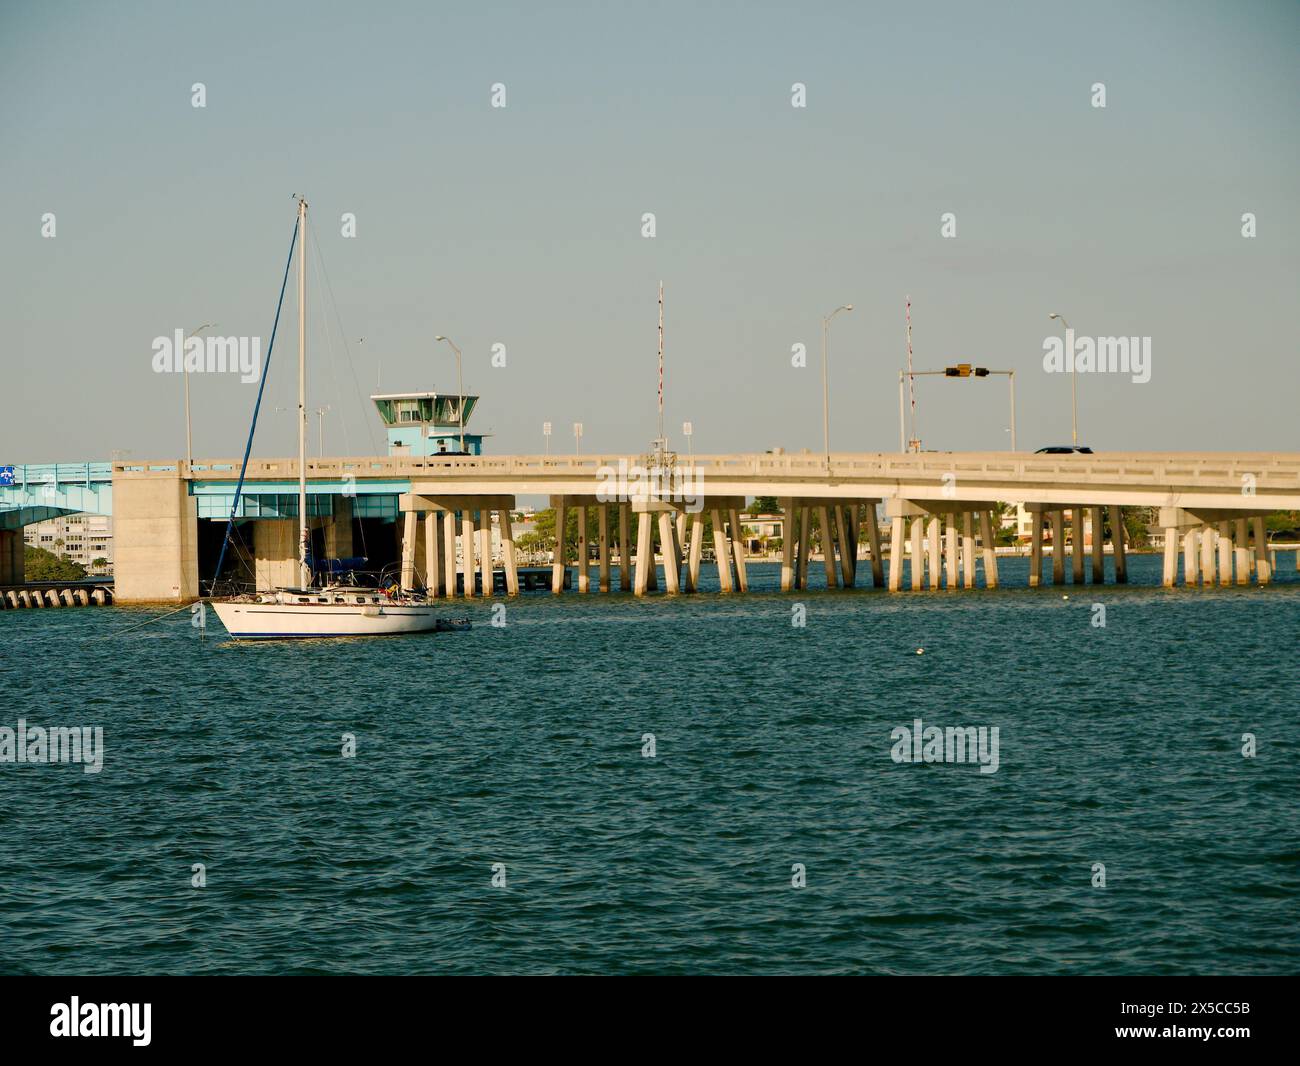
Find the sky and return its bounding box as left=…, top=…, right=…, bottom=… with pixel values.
left=2, top=0, right=1297, bottom=463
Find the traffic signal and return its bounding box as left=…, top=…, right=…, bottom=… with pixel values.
left=943, top=363, right=989, bottom=378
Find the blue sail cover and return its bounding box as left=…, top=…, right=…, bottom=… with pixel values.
left=311, top=556, right=368, bottom=575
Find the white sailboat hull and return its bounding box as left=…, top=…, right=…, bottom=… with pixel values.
left=211, top=600, right=445, bottom=639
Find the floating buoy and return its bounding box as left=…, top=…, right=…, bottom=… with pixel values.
left=916, top=648, right=925, bottom=655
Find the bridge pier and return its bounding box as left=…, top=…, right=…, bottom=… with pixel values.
left=113, top=469, right=199, bottom=603
left=0, top=529, right=23, bottom=585
left=1089, top=507, right=1104, bottom=584
left=1111, top=506, right=1128, bottom=583
left=1070, top=508, right=1085, bottom=584
left=1235, top=518, right=1250, bottom=586
left=885, top=499, right=999, bottom=591
left=1159, top=507, right=1274, bottom=588
left=401, top=492, right=516, bottom=597
left=1217, top=522, right=1233, bottom=587
left=1252, top=516, right=1271, bottom=585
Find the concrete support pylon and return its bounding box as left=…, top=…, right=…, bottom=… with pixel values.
left=658, top=511, right=680, bottom=594
left=618, top=504, right=632, bottom=592
left=1182, top=528, right=1198, bottom=587
left=597, top=505, right=611, bottom=593
left=1162, top=526, right=1178, bottom=587
left=1089, top=506, right=1105, bottom=584
left=888, top=515, right=904, bottom=592
left=1029, top=511, right=1043, bottom=588
left=443, top=508, right=458, bottom=597
left=1218, top=521, right=1233, bottom=587
left=634, top=511, right=653, bottom=595
left=925, top=517, right=941, bottom=590
left=400, top=510, right=418, bottom=592
left=479, top=512, right=493, bottom=597
left=431, top=512, right=447, bottom=595
left=1234, top=518, right=1249, bottom=586
left=865, top=505, right=884, bottom=588
left=945, top=514, right=959, bottom=590
left=576, top=505, right=589, bottom=593
left=979, top=509, right=999, bottom=589
left=1200, top=525, right=1216, bottom=587
left=1051, top=510, right=1065, bottom=584
left=729, top=508, right=749, bottom=592
left=551, top=497, right=567, bottom=594
left=1111, top=506, right=1127, bottom=584
left=0, top=529, right=24, bottom=586
left=797, top=506, right=812, bottom=590
left=836, top=505, right=857, bottom=587
left=1252, top=516, right=1271, bottom=585
left=462, top=510, right=477, bottom=597
left=687, top=511, right=705, bottom=592
left=909, top=517, right=924, bottom=591
left=711, top=508, right=734, bottom=593
left=500, top=509, right=519, bottom=595
left=780, top=497, right=796, bottom=591
left=817, top=506, right=838, bottom=589
left=963, top=511, right=977, bottom=589
left=1071, top=508, right=1085, bottom=584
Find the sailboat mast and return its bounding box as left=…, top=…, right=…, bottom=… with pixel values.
left=297, top=197, right=309, bottom=587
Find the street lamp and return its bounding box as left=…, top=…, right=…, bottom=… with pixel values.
left=433, top=335, right=466, bottom=453
left=682, top=421, right=694, bottom=464
left=1048, top=312, right=1077, bottom=447
left=543, top=421, right=552, bottom=455
left=182, top=323, right=215, bottom=469
left=311, top=405, right=331, bottom=456
left=573, top=422, right=583, bottom=455
left=821, top=304, right=853, bottom=469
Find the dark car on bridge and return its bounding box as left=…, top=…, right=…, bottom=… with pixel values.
left=1035, top=446, right=1094, bottom=454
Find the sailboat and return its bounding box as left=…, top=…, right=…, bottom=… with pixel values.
left=210, top=198, right=451, bottom=639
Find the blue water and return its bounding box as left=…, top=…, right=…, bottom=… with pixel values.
left=2, top=554, right=1298, bottom=974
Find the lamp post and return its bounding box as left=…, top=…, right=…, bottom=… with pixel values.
left=682, top=421, right=694, bottom=464
left=821, top=304, right=853, bottom=469
left=1048, top=313, right=1077, bottom=447
left=543, top=421, right=552, bottom=456
left=182, top=323, right=215, bottom=469
left=433, top=335, right=466, bottom=452
left=573, top=422, right=583, bottom=455
left=311, top=405, right=331, bottom=456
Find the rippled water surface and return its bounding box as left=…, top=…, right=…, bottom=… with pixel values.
left=3, top=555, right=1298, bottom=974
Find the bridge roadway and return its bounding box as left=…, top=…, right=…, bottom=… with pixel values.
left=88, top=450, right=1300, bottom=602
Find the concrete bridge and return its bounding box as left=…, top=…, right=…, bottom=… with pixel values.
left=70, top=450, right=1300, bottom=602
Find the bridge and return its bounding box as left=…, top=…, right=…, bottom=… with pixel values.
left=38, top=450, right=1287, bottom=602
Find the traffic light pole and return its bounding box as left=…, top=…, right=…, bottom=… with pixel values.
left=898, top=366, right=1017, bottom=451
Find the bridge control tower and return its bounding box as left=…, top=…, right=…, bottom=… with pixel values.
left=370, top=391, right=488, bottom=456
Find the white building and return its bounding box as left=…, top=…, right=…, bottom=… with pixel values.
left=23, top=514, right=114, bottom=573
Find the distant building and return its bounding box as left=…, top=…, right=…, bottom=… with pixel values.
left=23, top=514, right=114, bottom=572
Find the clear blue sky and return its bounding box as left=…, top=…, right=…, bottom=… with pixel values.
left=2, top=0, right=1297, bottom=462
